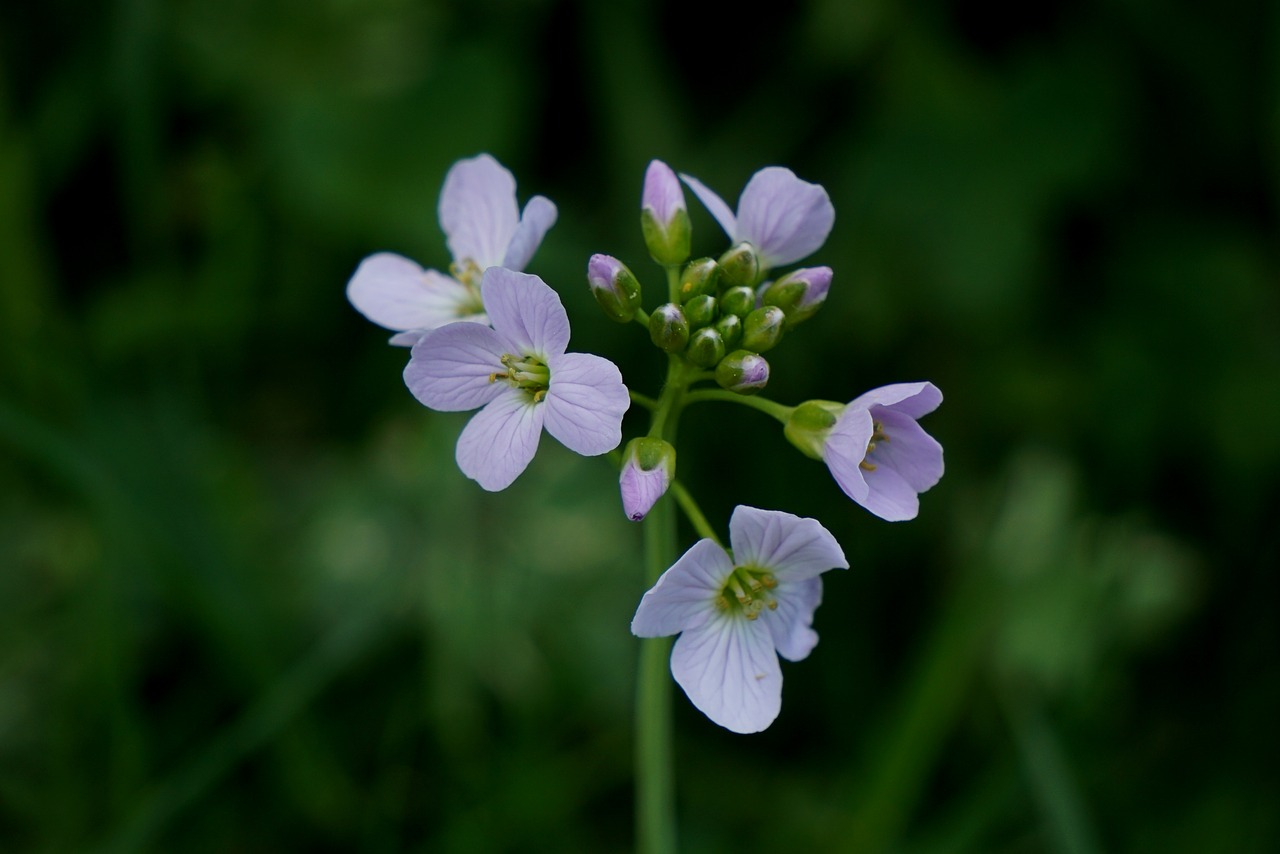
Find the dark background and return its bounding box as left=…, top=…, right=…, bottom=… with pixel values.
left=2, top=0, right=1277, bottom=851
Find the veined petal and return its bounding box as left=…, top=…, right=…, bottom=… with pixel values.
left=543, top=352, right=629, bottom=456
left=824, top=407, right=875, bottom=505
left=631, top=539, right=734, bottom=637
left=849, top=381, right=942, bottom=420
left=439, top=154, right=520, bottom=269
left=347, top=253, right=474, bottom=332
left=735, top=167, right=834, bottom=268
left=671, top=614, right=782, bottom=734
left=455, top=390, right=545, bottom=491
left=767, top=576, right=824, bottom=662
left=858, top=462, right=922, bottom=522
left=403, top=323, right=510, bottom=412
left=679, top=172, right=738, bottom=241
left=728, top=506, right=848, bottom=582
left=871, top=408, right=944, bottom=493
left=480, top=268, right=571, bottom=359
left=502, top=195, right=558, bottom=271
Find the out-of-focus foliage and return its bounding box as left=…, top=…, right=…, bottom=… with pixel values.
left=1, top=0, right=1277, bottom=851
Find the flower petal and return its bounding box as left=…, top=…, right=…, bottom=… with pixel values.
left=870, top=408, right=944, bottom=493
left=439, top=154, right=520, bottom=269
left=502, top=195, right=558, bottom=271
left=455, top=390, right=545, bottom=491
left=671, top=614, right=782, bottom=734
left=480, top=268, right=571, bottom=359
left=728, top=506, right=848, bottom=582
left=858, top=462, right=922, bottom=522
left=543, top=352, right=629, bottom=456
left=824, top=407, right=875, bottom=505
left=679, top=172, right=738, bottom=241
left=631, top=539, right=734, bottom=637
left=735, top=167, right=834, bottom=268
left=403, top=322, right=510, bottom=412
left=848, top=381, right=942, bottom=420
left=767, top=576, right=823, bottom=662
left=347, top=253, right=477, bottom=332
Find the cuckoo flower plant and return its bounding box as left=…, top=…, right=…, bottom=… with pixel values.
left=347, top=154, right=558, bottom=345
left=404, top=268, right=629, bottom=491
left=631, top=506, right=848, bottom=734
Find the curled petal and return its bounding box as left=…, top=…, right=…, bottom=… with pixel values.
left=543, top=352, right=629, bottom=456
left=728, top=506, right=848, bottom=582
left=679, top=172, right=738, bottom=240
left=670, top=615, right=782, bottom=734
left=849, top=381, right=943, bottom=420
left=502, top=195, right=558, bottom=271
left=439, top=154, right=520, bottom=269
left=403, top=322, right=510, bottom=412
left=481, top=268, right=571, bottom=359
left=735, top=167, right=834, bottom=268
left=767, top=576, right=823, bottom=662
left=631, top=539, right=733, bottom=637
left=455, top=391, right=545, bottom=491
left=824, top=407, right=876, bottom=506
left=347, top=254, right=479, bottom=332
left=870, top=408, right=944, bottom=493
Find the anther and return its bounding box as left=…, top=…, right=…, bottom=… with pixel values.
left=860, top=460, right=878, bottom=472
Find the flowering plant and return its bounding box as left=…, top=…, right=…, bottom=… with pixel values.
left=347, top=153, right=944, bottom=851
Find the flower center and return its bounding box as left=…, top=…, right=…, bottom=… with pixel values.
left=449, top=258, right=485, bottom=317
left=490, top=353, right=551, bottom=402
left=860, top=420, right=890, bottom=472
left=714, top=565, right=779, bottom=621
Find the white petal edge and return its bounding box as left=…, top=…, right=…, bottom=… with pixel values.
left=848, top=381, right=942, bottom=420
left=454, top=390, right=545, bottom=491
left=480, top=268, right=571, bottom=359
left=543, top=352, right=629, bottom=456
left=439, top=154, right=520, bottom=269
left=671, top=614, right=782, bottom=734
left=403, top=322, right=510, bottom=412
left=631, top=539, right=734, bottom=638
left=728, top=506, right=848, bottom=582
left=502, top=195, right=558, bottom=271
left=679, top=173, right=738, bottom=242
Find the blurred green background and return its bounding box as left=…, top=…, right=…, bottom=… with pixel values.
left=2, top=0, right=1277, bottom=851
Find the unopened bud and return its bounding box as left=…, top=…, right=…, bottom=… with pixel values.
left=619, top=437, right=677, bottom=521
left=587, top=254, right=642, bottom=323
left=762, top=266, right=832, bottom=329
left=717, top=242, right=761, bottom=288
left=677, top=257, right=720, bottom=303
left=641, top=160, right=692, bottom=266
left=686, top=327, right=726, bottom=368
left=715, top=350, right=770, bottom=395
left=684, top=294, right=718, bottom=329
left=742, top=306, right=785, bottom=353
left=713, top=314, right=743, bottom=350
left=648, top=303, right=689, bottom=352
left=719, top=286, right=756, bottom=318
left=783, top=400, right=845, bottom=460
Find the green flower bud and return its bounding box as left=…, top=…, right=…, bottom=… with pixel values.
left=677, top=258, right=721, bottom=303
left=648, top=303, right=689, bottom=352
left=717, top=241, right=761, bottom=288
left=783, top=400, right=845, bottom=460
left=713, top=313, right=742, bottom=350
left=641, top=160, right=692, bottom=266
left=762, top=266, right=832, bottom=329
left=686, top=327, right=726, bottom=368
left=719, top=286, right=756, bottom=318
left=684, top=294, right=719, bottom=329
left=715, top=350, right=770, bottom=395
left=587, top=254, right=642, bottom=323
left=742, top=305, right=786, bottom=353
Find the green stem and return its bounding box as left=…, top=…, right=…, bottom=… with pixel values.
left=669, top=480, right=721, bottom=546
left=682, top=388, right=795, bottom=423
left=630, top=391, right=659, bottom=411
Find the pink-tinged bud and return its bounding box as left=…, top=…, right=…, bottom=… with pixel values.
left=587, top=254, right=642, bottom=322
left=619, top=437, right=676, bottom=521
left=715, top=350, right=770, bottom=395
left=641, top=160, right=692, bottom=266
left=762, top=266, right=832, bottom=329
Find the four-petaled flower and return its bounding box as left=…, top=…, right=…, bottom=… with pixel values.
left=404, top=268, right=629, bottom=491
left=347, top=153, right=558, bottom=346
left=824, top=382, right=944, bottom=522
left=631, top=506, right=848, bottom=734
left=680, top=167, right=835, bottom=272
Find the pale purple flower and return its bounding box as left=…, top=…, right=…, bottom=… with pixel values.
left=643, top=160, right=687, bottom=226
left=824, top=382, right=944, bottom=522
left=404, top=268, right=629, bottom=491
left=631, top=506, right=848, bottom=733
left=347, top=154, right=558, bottom=346
left=619, top=437, right=675, bottom=521
left=679, top=167, right=834, bottom=270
